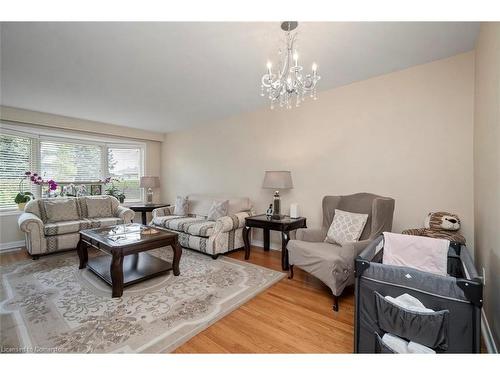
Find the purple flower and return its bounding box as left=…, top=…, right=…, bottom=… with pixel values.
left=37, top=176, right=42, bottom=180
left=25, top=171, right=31, bottom=176
left=30, top=176, right=35, bottom=181
left=33, top=173, right=38, bottom=177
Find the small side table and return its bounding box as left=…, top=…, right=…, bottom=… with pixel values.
left=243, top=214, right=307, bottom=270
left=129, top=203, right=170, bottom=225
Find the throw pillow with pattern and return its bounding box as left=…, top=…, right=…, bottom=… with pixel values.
left=173, top=196, right=188, bottom=216
left=325, top=209, right=369, bottom=245
left=86, top=196, right=113, bottom=218
left=207, top=200, right=229, bottom=221
left=43, top=199, right=80, bottom=223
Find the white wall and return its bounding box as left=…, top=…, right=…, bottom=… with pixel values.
left=473, top=22, right=500, bottom=350
left=161, top=52, right=475, bottom=250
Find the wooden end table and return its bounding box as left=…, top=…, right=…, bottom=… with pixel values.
left=243, top=214, right=306, bottom=271
left=129, top=203, right=170, bottom=225
left=77, top=223, right=181, bottom=298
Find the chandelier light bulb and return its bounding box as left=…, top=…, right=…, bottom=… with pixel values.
left=266, top=61, right=272, bottom=74
left=293, top=51, right=299, bottom=66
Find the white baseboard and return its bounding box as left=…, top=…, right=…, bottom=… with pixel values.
left=0, top=240, right=25, bottom=253
left=482, top=308, right=498, bottom=353
left=250, top=239, right=281, bottom=251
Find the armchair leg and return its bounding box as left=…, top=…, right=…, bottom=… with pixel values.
left=288, top=264, right=294, bottom=279
left=332, top=294, right=339, bottom=312
left=32, top=255, right=40, bottom=260
left=211, top=254, right=219, bottom=260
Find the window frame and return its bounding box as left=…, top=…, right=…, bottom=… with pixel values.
left=0, top=123, right=146, bottom=212
left=104, top=143, right=145, bottom=203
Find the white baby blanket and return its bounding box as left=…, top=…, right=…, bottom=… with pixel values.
left=382, top=232, right=449, bottom=276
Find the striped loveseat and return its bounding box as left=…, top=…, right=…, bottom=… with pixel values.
left=18, top=196, right=134, bottom=259
left=150, top=195, right=253, bottom=259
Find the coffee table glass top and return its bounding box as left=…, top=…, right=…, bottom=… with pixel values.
left=80, top=223, right=175, bottom=246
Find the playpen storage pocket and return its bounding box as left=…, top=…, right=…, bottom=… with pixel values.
left=374, top=332, right=397, bottom=354
left=374, top=292, right=449, bottom=350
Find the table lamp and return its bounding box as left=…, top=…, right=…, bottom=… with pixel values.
left=262, top=171, right=293, bottom=219
left=140, top=176, right=160, bottom=205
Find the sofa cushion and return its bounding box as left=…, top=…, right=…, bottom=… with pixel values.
left=85, top=196, right=114, bottom=218
left=89, top=217, right=124, bottom=228
left=187, top=195, right=251, bottom=216
left=42, top=199, right=80, bottom=223
left=287, top=240, right=348, bottom=294
left=152, top=215, right=215, bottom=237
left=44, top=220, right=93, bottom=236
left=183, top=220, right=215, bottom=237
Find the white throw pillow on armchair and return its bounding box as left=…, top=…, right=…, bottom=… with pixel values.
left=325, top=209, right=368, bottom=245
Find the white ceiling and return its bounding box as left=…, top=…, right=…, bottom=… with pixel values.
left=0, top=22, right=479, bottom=133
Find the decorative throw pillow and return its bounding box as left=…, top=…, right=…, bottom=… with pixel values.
left=325, top=209, right=369, bottom=245
left=173, top=196, right=188, bottom=216
left=86, top=196, right=113, bottom=218
left=43, top=199, right=80, bottom=223
left=207, top=200, right=229, bottom=221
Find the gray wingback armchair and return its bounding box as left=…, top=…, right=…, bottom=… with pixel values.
left=287, top=193, right=395, bottom=311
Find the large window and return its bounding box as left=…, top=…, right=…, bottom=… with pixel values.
left=107, top=147, right=142, bottom=201
left=0, top=133, right=37, bottom=209
left=41, top=139, right=102, bottom=182
left=0, top=126, right=145, bottom=210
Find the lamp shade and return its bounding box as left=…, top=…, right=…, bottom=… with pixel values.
left=140, top=176, right=160, bottom=188
left=262, top=171, right=293, bottom=189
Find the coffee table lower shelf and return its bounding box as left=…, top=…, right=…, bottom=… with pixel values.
left=87, top=252, right=173, bottom=288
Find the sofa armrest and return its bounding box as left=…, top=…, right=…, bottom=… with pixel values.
left=115, top=206, right=134, bottom=223
left=296, top=228, right=328, bottom=242
left=18, top=213, right=46, bottom=255
left=334, top=239, right=373, bottom=272
left=328, top=239, right=373, bottom=295
left=214, top=211, right=251, bottom=233
left=152, top=206, right=174, bottom=218
left=18, top=212, right=44, bottom=234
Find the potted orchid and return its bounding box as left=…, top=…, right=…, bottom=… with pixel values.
left=101, top=176, right=126, bottom=203
left=15, top=171, right=58, bottom=210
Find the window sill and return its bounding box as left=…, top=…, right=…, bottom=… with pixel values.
left=0, top=209, right=23, bottom=217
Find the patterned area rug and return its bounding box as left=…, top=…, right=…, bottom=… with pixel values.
left=0, top=248, right=284, bottom=353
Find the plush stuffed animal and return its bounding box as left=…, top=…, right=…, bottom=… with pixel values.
left=403, top=212, right=466, bottom=245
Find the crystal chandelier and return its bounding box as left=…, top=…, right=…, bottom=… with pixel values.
left=261, top=21, right=321, bottom=109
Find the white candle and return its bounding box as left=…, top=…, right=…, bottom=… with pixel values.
left=266, top=61, right=272, bottom=76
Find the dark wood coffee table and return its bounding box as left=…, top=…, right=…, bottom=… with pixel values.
left=77, top=223, right=182, bottom=298
left=243, top=214, right=307, bottom=270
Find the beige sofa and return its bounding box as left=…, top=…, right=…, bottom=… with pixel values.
left=151, top=195, right=253, bottom=259
left=18, top=196, right=134, bottom=259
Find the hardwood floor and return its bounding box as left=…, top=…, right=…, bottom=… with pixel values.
left=178, top=247, right=355, bottom=353
left=0, top=246, right=355, bottom=353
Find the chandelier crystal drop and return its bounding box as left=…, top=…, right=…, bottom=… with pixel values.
left=261, top=21, right=321, bottom=109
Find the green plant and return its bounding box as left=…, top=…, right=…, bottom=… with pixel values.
left=15, top=191, right=34, bottom=204
left=103, top=177, right=126, bottom=203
